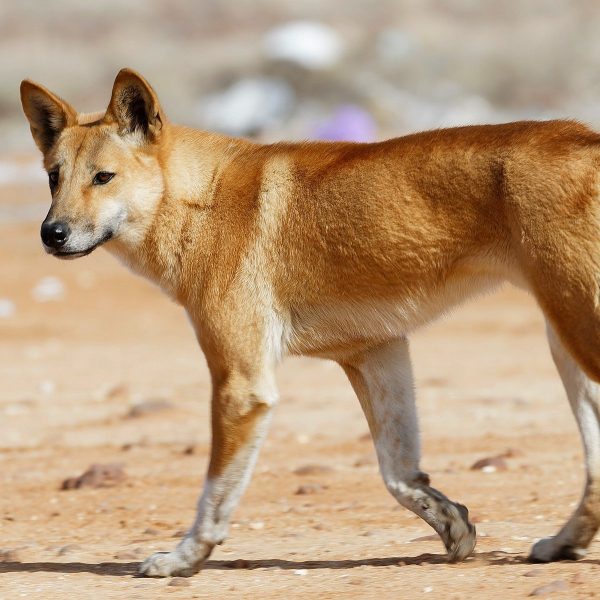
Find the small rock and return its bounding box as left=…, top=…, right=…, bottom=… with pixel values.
left=470, top=455, right=508, bottom=472
left=114, top=550, right=140, bottom=560
left=0, top=549, right=20, bottom=562
left=143, top=528, right=160, bottom=536
left=423, top=587, right=434, bottom=593
left=57, top=544, right=82, bottom=556
left=293, top=464, right=334, bottom=476
left=182, top=445, right=195, bottom=455
left=127, top=399, right=173, bottom=418
left=529, top=580, right=569, bottom=596
left=295, top=484, right=325, bottom=495
left=410, top=534, right=439, bottom=543
left=104, top=384, right=130, bottom=401
left=501, top=447, right=523, bottom=458
left=294, top=569, right=308, bottom=576
left=360, top=530, right=379, bottom=537
left=38, top=380, right=56, bottom=395
left=61, top=463, right=126, bottom=490
left=249, top=521, right=264, bottom=530
left=0, top=298, right=15, bottom=319
left=168, top=577, right=191, bottom=587
left=353, top=456, right=376, bottom=467
left=32, top=276, right=65, bottom=302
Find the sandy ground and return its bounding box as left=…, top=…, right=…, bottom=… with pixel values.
left=1, top=185, right=599, bottom=598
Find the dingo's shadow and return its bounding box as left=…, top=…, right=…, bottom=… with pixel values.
left=0, top=552, right=596, bottom=577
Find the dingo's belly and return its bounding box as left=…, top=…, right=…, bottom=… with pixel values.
left=286, top=270, right=504, bottom=359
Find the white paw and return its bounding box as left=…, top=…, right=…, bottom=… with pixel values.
left=529, top=537, right=586, bottom=563
left=139, top=551, right=198, bottom=578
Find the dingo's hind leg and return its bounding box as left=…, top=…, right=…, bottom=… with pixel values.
left=530, top=323, right=600, bottom=562
left=341, top=337, right=476, bottom=562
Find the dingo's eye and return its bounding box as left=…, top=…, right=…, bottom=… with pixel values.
left=93, top=171, right=115, bottom=185
left=48, top=170, right=59, bottom=189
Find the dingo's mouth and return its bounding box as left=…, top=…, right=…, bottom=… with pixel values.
left=49, top=231, right=113, bottom=260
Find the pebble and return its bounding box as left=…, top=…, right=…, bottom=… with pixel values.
left=294, top=569, right=308, bottom=576
left=143, top=528, right=160, bottom=536
left=104, top=383, right=130, bottom=401
left=470, top=455, right=508, bottom=472
left=114, top=550, right=141, bottom=560
left=168, top=577, right=191, bottom=587
left=293, top=464, right=334, bottom=476
left=249, top=521, right=265, bottom=530
left=409, top=534, right=439, bottom=543
left=523, top=569, right=543, bottom=577
left=295, top=483, right=326, bottom=495
left=57, top=544, right=82, bottom=556
left=32, top=276, right=65, bottom=302
left=61, top=463, right=126, bottom=490
left=353, top=456, right=376, bottom=467
left=0, top=298, right=15, bottom=318
left=127, top=399, right=173, bottom=418
left=529, top=580, right=569, bottom=596
left=0, top=548, right=21, bottom=562
left=38, top=379, right=56, bottom=395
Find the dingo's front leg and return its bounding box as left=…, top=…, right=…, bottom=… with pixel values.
left=341, top=337, right=476, bottom=561
left=140, top=367, right=277, bottom=577
left=529, top=323, right=600, bottom=562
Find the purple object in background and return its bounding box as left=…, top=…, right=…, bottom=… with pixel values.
left=312, top=105, right=376, bottom=142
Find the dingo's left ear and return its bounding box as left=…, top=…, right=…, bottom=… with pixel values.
left=105, top=68, right=163, bottom=142
left=20, top=80, right=77, bottom=154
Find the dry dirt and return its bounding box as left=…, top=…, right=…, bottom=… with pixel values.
left=1, top=188, right=599, bottom=598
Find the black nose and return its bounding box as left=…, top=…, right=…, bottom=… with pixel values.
left=41, top=221, right=70, bottom=249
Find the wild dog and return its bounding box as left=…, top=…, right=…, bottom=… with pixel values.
left=20, top=68, right=600, bottom=576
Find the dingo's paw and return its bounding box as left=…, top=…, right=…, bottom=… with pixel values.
left=529, top=537, right=587, bottom=563
left=139, top=551, right=200, bottom=578
left=440, top=502, right=477, bottom=562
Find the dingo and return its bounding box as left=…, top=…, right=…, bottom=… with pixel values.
left=20, top=68, right=600, bottom=576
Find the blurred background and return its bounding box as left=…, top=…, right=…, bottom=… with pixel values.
left=4, top=0, right=600, bottom=153
left=1, top=3, right=600, bottom=597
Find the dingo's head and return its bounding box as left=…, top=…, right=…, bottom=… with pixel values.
left=20, top=68, right=165, bottom=259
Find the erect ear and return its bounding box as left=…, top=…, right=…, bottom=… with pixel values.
left=104, top=68, right=163, bottom=141
left=20, top=80, right=77, bottom=154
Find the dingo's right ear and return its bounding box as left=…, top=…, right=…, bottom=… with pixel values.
left=20, top=80, right=76, bottom=154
